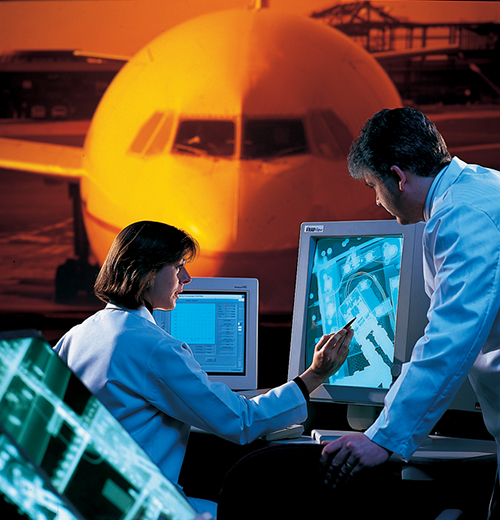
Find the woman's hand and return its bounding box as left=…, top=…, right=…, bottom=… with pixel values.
left=299, top=326, right=353, bottom=394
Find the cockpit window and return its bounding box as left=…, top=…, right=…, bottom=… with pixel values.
left=173, top=120, right=235, bottom=157
left=242, top=119, right=308, bottom=159
left=129, top=112, right=173, bottom=156
left=308, top=109, right=353, bottom=160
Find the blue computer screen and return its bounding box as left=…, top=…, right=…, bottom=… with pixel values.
left=305, top=234, right=403, bottom=391
left=156, top=292, right=247, bottom=375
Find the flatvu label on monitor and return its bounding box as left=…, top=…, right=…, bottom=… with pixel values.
left=304, top=225, right=324, bottom=233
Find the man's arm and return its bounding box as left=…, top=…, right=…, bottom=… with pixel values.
left=321, top=203, right=500, bottom=480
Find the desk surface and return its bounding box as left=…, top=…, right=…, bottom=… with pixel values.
left=191, top=425, right=497, bottom=462
left=310, top=429, right=497, bottom=462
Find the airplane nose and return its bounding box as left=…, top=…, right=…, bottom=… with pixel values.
left=153, top=156, right=302, bottom=255
left=166, top=155, right=388, bottom=256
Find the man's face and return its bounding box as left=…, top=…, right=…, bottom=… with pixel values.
left=363, top=170, right=422, bottom=225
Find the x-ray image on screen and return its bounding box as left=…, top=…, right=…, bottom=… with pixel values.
left=305, top=234, right=403, bottom=390
left=0, top=331, right=198, bottom=520
left=0, top=432, right=82, bottom=520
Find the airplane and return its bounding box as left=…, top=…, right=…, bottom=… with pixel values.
left=0, top=3, right=400, bottom=314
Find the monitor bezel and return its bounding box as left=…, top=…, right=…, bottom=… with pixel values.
left=288, top=219, right=428, bottom=405
left=154, top=277, right=259, bottom=391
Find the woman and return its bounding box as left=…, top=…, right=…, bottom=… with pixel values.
left=54, top=220, right=352, bottom=516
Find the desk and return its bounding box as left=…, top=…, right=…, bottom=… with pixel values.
left=182, top=427, right=497, bottom=519
left=214, top=433, right=496, bottom=520
left=309, top=429, right=498, bottom=483
left=311, top=428, right=497, bottom=458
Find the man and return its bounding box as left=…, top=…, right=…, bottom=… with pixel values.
left=320, top=107, right=500, bottom=517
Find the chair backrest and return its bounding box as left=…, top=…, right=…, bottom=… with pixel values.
left=217, top=442, right=447, bottom=520
left=217, top=443, right=325, bottom=520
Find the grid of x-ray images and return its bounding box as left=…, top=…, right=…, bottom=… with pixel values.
left=306, top=235, right=403, bottom=390
left=0, top=333, right=198, bottom=520
left=0, top=431, right=82, bottom=520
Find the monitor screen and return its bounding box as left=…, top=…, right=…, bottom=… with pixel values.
left=288, top=220, right=480, bottom=427
left=0, top=329, right=199, bottom=520
left=304, top=231, right=403, bottom=393
left=154, top=277, right=259, bottom=391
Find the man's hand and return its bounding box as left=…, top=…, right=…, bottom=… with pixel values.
left=319, top=433, right=391, bottom=488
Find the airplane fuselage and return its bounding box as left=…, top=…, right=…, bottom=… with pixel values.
left=66, top=8, right=402, bottom=312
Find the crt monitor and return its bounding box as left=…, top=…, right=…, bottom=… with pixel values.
left=153, top=277, right=259, bottom=391
left=287, top=220, right=480, bottom=428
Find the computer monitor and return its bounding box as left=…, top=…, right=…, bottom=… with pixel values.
left=0, top=329, right=200, bottom=520
left=288, top=220, right=480, bottom=429
left=153, top=277, right=259, bottom=391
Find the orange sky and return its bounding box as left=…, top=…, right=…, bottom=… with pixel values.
left=0, top=1, right=499, bottom=57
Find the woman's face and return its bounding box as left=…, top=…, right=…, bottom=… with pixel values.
left=144, top=258, right=191, bottom=311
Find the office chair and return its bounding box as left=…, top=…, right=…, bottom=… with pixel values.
left=434, top=511, right=463, bottom=520
left=217, top=443, right=324, bottom=519
left=217, top=443, right=470, bottom=520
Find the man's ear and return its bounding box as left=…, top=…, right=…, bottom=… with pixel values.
left=391, top=165, right=407, bottom=191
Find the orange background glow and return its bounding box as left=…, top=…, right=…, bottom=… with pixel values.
left=1, top=1, right=500, bottom=58
left=1, top=0, right=500, bottom=317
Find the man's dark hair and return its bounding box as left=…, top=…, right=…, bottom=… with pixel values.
left=94, top=221, right=198, bottom=309
left=347, top=107, right=451, bottom=181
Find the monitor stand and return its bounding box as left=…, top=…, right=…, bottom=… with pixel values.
left=347, top=404, right=382, bottom=431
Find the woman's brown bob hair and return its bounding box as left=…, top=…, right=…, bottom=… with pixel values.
left=94, top=221, right=198, bottom=309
